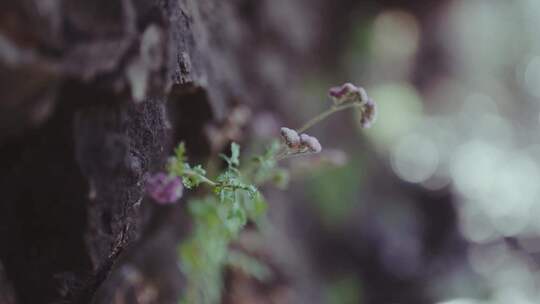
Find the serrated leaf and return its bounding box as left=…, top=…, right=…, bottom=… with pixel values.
left=175, top=142, right=187, bottom=163
left=224, top=207, right=246, bottom=235
left=192, top=164, right=207, bottom=176
left=227, top=206, right=246, bottom=225
left=218, top=153, right=230, bottom=165
left=220, top=142, right=241, bottom=168
left=182, top=177, right=195, bottom=189
left=182, top=164, right=207, bottom=189
left=247, top=185, right=258, bottom=197
left=166, top=157, right=182, bottom=176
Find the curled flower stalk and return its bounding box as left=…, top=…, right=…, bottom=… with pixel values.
left=277, top=82, right=376, bottom=160
left=296, top=101, right=363, bottom=134
left=299, top=82, right=375, bottom=133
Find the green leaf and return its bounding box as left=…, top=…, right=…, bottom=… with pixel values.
left=247, top=192, right=267, bottom=219
left=192, top=164, right=207, bottom=176
left=166, top=157, right=182, bottom=176
left=182, top=164, right=207, bottom=189
left=227, top=250, right=272, bottom=282
left=246, top=185, right=258, bottom=197
left=174, top=139, right=281, bottom=304
left=166, top=142, right=188, bottom=176
left=224, top=207, right=246, bottom=235
left=230, top=142, right=240, bottom=166
left=227, top=203, right=247, bottom=227
left=175, top=142, right=187, bottom=163
left=220, top=142, right=241, bottom=168
left=182, top=178, right=195, bottom=189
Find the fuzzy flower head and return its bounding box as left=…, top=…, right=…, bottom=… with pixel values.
left=280, top=127, right=301, bottom=148
left=279, top=127, right=323, bottom=156
left=300, top=133, right=322, bottom=153
left=146, top=172, right=183, bottom=204
left=359, top=98, right=377, bottom=128
left=328, top=83, right=368, bottom=105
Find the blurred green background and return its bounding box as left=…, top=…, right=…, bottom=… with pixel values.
left=282, top=1, right=540, bottom=303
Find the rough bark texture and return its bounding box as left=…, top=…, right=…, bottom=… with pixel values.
left=0, top=0, right=454, bottom=303
left=0, top=0, right=326, bottom=303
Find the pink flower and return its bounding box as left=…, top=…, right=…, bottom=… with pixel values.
left=328, top=83, right=368, bottom=105
left=146, top=172, right=183, bottom=204
left=280, top=127, right=301, bottom=148
left=300, top=133, right=322, bottom=153
left=359, top=98, right=377, bottom=128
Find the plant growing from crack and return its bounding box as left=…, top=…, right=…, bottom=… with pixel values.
left=145, top=83, right=377, bottom=304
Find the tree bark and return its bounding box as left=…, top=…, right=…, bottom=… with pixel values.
left=0, top=0, right=454, bottom=303
left=0, top=0, right=332, bottom=303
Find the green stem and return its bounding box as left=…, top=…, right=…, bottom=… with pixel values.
left=184, top=169, right=217, bottom=187
left=296, top=102, right=361, bottom=133
left=184, top=169, right=254, bottom=193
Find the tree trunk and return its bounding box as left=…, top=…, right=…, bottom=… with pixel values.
left=0, top=0, right=336, bottom=303
left=0, top=0, right=454, bottom=303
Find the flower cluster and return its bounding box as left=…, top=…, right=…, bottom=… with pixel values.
left=145, top=172, right=184, bottom=204
left=280, top=127, right=300, bottom=148
left=329, top=82, right=369, bottom=105
left=300, top=133, right=322, bottom=153
left=280, top=127, right=322, bottom=155
left=329, top=82, right=377, bottom=129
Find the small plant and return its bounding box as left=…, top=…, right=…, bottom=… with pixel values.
left=146, top=83, right=377, bottom=304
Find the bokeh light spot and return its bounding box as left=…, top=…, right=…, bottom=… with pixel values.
left=450, top=141, right=502, bottom=200
left=366, top=84, right=423, bottom=149
left=372, top=10, right=420, bottom=61
left=391, top=134, right=439, bottom=183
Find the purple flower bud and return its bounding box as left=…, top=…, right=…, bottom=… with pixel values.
left=146, top=172, right=183, bottom=204
left=300, top=133, right=322, bottom=153
left=359, top=98, right=377, bottom=128
left=328, top=83, right=368, bottom=105
left=280, top=127, right=301, bottom=148
left=328, top=83, right=355, bottom=99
